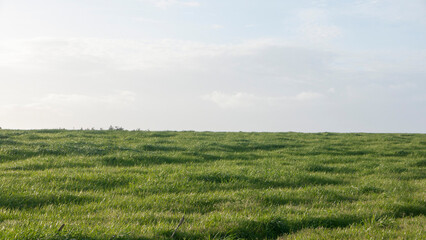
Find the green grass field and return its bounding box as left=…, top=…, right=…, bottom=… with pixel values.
left=0, top=130, right=424, bottom=239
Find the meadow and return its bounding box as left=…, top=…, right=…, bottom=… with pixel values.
left=0, top=130, right=424, bottom=239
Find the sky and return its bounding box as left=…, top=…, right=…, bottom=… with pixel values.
left=0, top=0, right=425, bottom=132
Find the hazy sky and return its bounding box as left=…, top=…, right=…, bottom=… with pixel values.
left=0, top=0, right=425, bottom=132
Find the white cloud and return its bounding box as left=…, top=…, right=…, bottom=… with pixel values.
left=1, top=37, right=424, bottom=131
left=350, top=0, right=426, bottom=24
left=135, top=17, right=164, bottom=25
left=0, top=91, right=138, bottom=129
left=211, top=24, right=224, bottom=30
left=244, top=24, right=259, bottom=28
left=145, top=0, right=200, bottom=8
left=1, top=37, right=423, bottom=87
left=293, top=91, right=323, bottom=101
left=0, top=91, right=137, bottom=129
left=202, top=91, right=259, bottom=109
left=203, top=91, right=324, bottom=109
left=182, top=1, right=200, bottom=7
left=0, top=37, right=324, bottom=73
left=300, top=24, right=340, bottom=42
left=1, top=91, right=136, bottom=113
left=298, top=8, right=341, bottom=42
left=41, top=91, right=136, bottom=106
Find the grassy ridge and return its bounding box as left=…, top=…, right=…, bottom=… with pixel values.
left=0, top=130, right=425, bottom=239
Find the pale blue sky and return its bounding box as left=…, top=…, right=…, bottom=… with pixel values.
left=0, top=0, right=425, bottom=132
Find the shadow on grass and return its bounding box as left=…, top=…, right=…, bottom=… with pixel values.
left=100, top=155, right=191, bottom=166
left=412, top=159, right=426, bottom=167
left=0, top=193, right=96, bottom=209
left=0, top=134, right=10, bottom=139
left=387, top=201, right=426, bottom=217
left=261, top=190, right=357, bottom=206
left=157, top=231, right=204, bottom=240
left=2, top=140, right=193, bottom=164
left=0, top=138, right=22, bottom=146
left=0, top=149, right=41, bottom=163
left=359, top=185, right=384, bottom=194
left=141, top=196, right=230, bottom=214
left=189, top=172, right=344, bottom=190
left=137, top=144, right=185, bottom=152
left=21, top=232, right=152, bottom=240
left=5, top=162, right=95, bottom=171
left=183, top=152, right=222, bottom=161
left=148, top=132, right=178, bottom=138
left=99, top=153, right=223, bottom=167
left=56, top=175, right=133, bottom=191
left=214, top=201, right=426, bottom=240
left=291, top=148, right=374, bottom=156
left=156, top=214, right=363, bottom=240
left=226, top=215, right=362, bottom=240
left=0, top=142, right=115, bottom=163
left=391, top=170, right=426, bottom=180
left=5, top=201, right=424, bottom=239
left=32, top=129, right=66, bottom=134
left=215, top=143, right=302, bottom=152
left=304, top=164, right=357, bottom=174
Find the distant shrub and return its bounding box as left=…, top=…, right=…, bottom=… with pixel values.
left=108, top=125, right=124, bottom=131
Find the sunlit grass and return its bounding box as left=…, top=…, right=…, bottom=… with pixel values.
left=0, top=130, right=425, bottom=239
